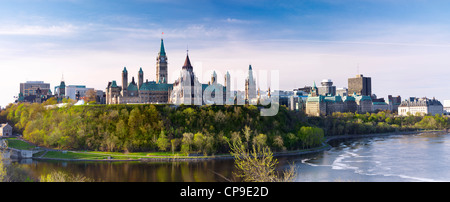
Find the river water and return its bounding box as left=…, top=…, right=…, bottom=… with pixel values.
left=4, top=131, right=450, bottom=182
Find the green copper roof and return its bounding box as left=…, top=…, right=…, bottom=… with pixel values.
left=343, top=96, right=355, bottom=102
left=128, top=82, right=138, bottom=92
left=123, top=67, right=127, bottom=73
left=140, top=81, right=173, bottom=91
left=307, top=96, right=323, bottom=102
left=139, top=67, right=143, bottom=73
left=323, top=95, right=342, bottom=103
left=160, top=39, right=166, bottom=56
left=111, top=80, right=118, bottom=88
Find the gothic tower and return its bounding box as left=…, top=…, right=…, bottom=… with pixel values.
left=138, top=67, right=143, bottom=89
left=58, top=74, right=66, bottom=97
left=122, top=67, right=128, bottom=96
left=156, top=38, right=168, bottom=84
left=225, top=71, right=230, bottom=94
left=245, top=65, right=257, bottom=102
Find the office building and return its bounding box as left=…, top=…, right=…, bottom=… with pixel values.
left=348, top=74, right=371, bottom=96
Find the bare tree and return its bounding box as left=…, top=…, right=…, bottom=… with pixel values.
left=228, top=139, right=297, bottom=182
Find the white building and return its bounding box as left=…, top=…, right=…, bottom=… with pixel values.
left=66, top=85, right=94, bottom=100
left=398, top=97, right=443, bottom=116
left=443, top=100, right=450, bottom=115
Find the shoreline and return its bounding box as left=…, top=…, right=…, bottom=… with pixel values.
left=28, top=129, right=446, bottom=162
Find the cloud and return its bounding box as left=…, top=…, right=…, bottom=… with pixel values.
left=224, top=18, right=253, bottom=24
left=0, top=24, right=78, bottom=36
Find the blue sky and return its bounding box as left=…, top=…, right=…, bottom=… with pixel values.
left=1, top=0, right=450, bottom=107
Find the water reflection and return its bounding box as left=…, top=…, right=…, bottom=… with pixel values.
left=23, top=159, right=238, bottom=182
left=4, top=132, right=450, bottom=182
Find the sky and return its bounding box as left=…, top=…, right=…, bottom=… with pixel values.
left=1, top=0, right=450, bottom=107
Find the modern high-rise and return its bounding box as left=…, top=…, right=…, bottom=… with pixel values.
left=318, top=79, right=336, bottom=96
left=348, top=74, right=371, bottom=96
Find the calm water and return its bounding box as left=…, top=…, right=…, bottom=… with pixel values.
left=7, top=132, right=450, bottom=182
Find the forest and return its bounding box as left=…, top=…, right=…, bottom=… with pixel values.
left=0, top=101, right=448, bottom=155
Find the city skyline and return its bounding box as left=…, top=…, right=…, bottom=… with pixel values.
left=2, top=0, right=450, bottom=107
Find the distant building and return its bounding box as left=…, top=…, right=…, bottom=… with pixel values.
left=18, top=81, right=52, bottom=103
left=54, top=78, right=66, bottom=97
left=318, top=79, right=336, bottom=96
left=294, top=86, right=312, bottom=94
left=353, top=94, right=373, bottom=113
left=398, top=97, right=443, bottom=116
left=444, top=100, right=450, bottom=115
left=0, top=123, right=12, bottom=137
left=336, top=87, right=348, bottom=97
left=305, top=81, right=373, bottom=116
left=65, top=85, right=95, bottom=100
left=305, top=82, right=350, bottom=116
left=348, top=74, right=371, bottom=96
left=388, top=95, right=402, bottom=112
left=20, top=81, right=51, bottom=97
left=372, top=97, right=389, bottom=112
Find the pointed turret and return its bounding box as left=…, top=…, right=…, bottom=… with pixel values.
left=159, top=38, right=166, bottom=57
left=182, top=53, right=193, bottom=72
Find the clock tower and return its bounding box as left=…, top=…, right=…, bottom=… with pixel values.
left=156, top=38, right=168, bottom=84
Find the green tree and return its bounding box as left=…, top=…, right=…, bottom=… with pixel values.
left=181, top=133, right=194, bottom=155
left=156, top=130, right=170, bottom=151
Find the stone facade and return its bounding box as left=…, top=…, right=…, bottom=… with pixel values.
left=0, top=123, right=12, bottom=137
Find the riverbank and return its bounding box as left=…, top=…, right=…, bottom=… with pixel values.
left=8, top=129, right=443, bottom=162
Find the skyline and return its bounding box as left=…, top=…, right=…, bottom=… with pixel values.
left=2, top=0, right=450, bottom=107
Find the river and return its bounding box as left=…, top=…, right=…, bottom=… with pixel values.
left=3, top=131, right=450, bottom=182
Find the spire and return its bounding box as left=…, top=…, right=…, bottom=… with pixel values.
left=249, top=65, right=252, bottom=70
left=159, top=38, right=166, bottom=56
left=313, top=81, right=316, bottom=88
left=123, top=67, right=127, bottom=73
left=182, top=53, right=193, bottom=72
left=139, top=67, right=143, bottom=73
